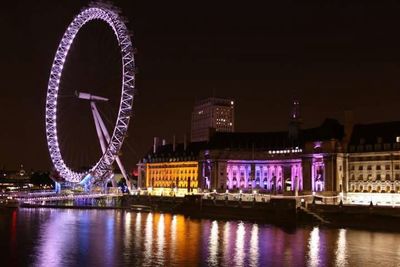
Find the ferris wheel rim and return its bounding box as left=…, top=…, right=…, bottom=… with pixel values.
left=45, top=3, right=135, bottom=184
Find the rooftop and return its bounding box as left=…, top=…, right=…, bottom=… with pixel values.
left=208, top=118, right=344, bottom=150
left=349, top=121, right=400, bottom=145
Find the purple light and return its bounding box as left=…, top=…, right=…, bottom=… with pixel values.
left=312, top=156, right=325, bottom=192
left=45, top=3, right=135, bottom=184
left=226, top=160, right=302, bottom=192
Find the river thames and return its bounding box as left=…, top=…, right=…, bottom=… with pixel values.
left=1, top=209, right=400, bottom=266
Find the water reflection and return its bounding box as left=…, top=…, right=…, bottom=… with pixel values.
left=144, top=213, right=153, bottom=266
left=308, top=227, right=320, bottom=267
left=170, top=215, right=177, bottom=259
left=223, top=221, right=232, bottom=265
left=249, top=224, right=259, bottom=267
left=123, top=212, right=131, bottom=263
left=34, top=210, right=77, bottom=267
left=104, top=214, right=115, bottom=265
left=234, top=222, right=245, bottom=267
left=2, top=209, right=400, bottom=266
left=336, top=229, right=347, bottom=266
left=156, top=214, right=165, bottom=265
left=9, top=210, right=17, bottom=262
left=208, top=220, right=219, bottom=266
left=133, top=212, right=142, bottom=256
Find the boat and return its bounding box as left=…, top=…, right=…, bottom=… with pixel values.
left=130, top=204, right=152, bottom=212
left=0, top=197, right=19, bottom=208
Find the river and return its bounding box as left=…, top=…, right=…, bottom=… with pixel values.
left=1, top=208, right=400, bottom=266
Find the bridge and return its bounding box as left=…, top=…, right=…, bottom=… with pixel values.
left=9, top=191, right=123, bottom=208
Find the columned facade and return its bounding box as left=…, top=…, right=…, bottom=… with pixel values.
left=347, top=151, right=400, bottom=193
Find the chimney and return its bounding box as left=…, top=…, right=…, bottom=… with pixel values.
left=153, top=137, right=158, bottom=154
left=184, top=134, right=187, bottom=151
left=344, top=110, right=354, bottom=145
left=173, top=135, right=176, bottom=152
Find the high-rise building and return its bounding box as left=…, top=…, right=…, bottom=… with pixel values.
left=288, top=99, right=302, bottom=143
left=191, top=97, right=235, bottom=142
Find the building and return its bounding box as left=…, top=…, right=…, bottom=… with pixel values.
left=191, top=97, right=235, bottom=142
left=0, top=165, right=33, bottom=192
left=138, top=118, right=345, bottom=196
left=346, top=121, right=400, bottom=194
left=139, top=100, right=346, bottom=196
left=138, top=96, right=400, bottom=204
left=199, top=118, right=345, bottom=195
left=137, top=141, right=207, bottom=196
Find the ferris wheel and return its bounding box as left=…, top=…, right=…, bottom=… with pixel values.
left=45, top=2, right=135, bottom=190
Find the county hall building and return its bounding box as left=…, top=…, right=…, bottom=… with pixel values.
left=137, top=99, right=400, bottom=201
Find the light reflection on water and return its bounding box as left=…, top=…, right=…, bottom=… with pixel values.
left=249, top=224, right=259, bottom=267
left=2, top=209, right=400, bottom=266
left=143, top=212, right=153, bottom=266
left=35, top=210, right=77, bottom=267
left=234, top=222, right=245, bottom=267
left=222, top=221, right=232, bottom=265
left=336, top=229, right=347, bottom=267
left=156, top=214, right=165, bottom=266
left=170, top=215, right=177, bottom=259
left=208, top=220, right=219, bottom=266
left=308, top=227, right=320, bottom=267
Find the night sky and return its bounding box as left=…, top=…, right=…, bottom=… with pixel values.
left=2, top=0, right=400, bottom=171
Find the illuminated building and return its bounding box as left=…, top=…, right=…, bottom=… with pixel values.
left=191, top=97, right=235, bottom=142
left=200, top=118, right=344, bottom=195
left=0, top=165, right=33, bottom=192
left=346, top=121, right=400, bottom=193
left=139, top=96, right=400, bottom=202
left=137, top=142, right=207, bottom=196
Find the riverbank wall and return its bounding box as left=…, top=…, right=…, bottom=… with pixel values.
left=307, top=203, right=400, bottom=232
left=20, top=195, right=400, bottom=231
left=125, top=195, right=297, bottom=224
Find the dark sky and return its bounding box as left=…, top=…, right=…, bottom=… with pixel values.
left=2, top=0, right=400, bottom=171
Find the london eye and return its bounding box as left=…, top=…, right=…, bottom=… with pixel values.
left=45, top=2, right=135, bottom=191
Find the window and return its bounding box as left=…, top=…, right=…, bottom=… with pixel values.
left=367, top=165, right=372, bottom=171
left=395, top=165, right=400, bottom=170
left=385, top=165, right=390, bottom=170
left=351, top=165, right=355, bottom=171
left=358, top=166, right=363, bottom=171
left=376, top=165, right=381, bottom=171
left=397, top=136, right=400, bottom=143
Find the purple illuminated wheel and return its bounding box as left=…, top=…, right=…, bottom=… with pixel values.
left=45, top=2, right=135, bottom=184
